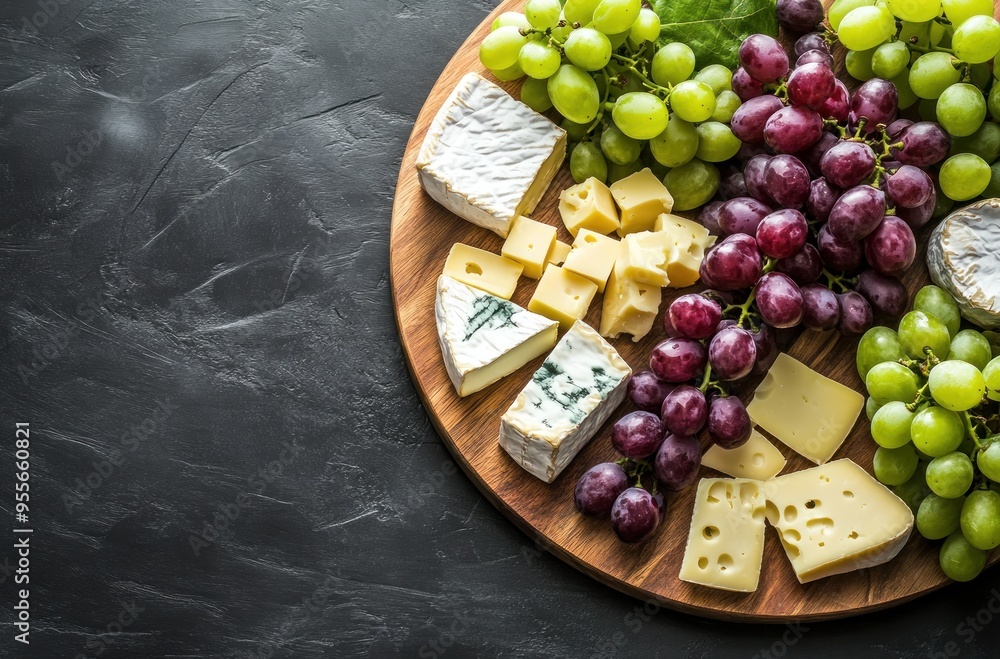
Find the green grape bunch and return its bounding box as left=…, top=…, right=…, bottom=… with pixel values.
left=479, top=0, right=743, bottom=206
left=858, top=283, right=1000, bottom=583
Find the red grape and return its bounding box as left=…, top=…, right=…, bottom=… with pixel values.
left=669, top=294, right=723, bottom=340
left=892, top=122, right=951, bottom=167
left=611, top=488, right=661, bottom=543
left=896, top=188, right=936, bottom=230
left=886, top=165, right=933, bottom=208
left=800, top=283, right=841, bottom=330
left=612, top=411, right=665, bottom=459
left=575, top=463, right=629, bottom=517
left=744, top=154, right=775, bottom=205
left=764, top=154, right=811, bottom=208
left=796, top=49, right=834, bottom=68
left=756, top=209, right=809, bottom=259
left=826, top=185, right=886, bottom=241
left=660, top=385, right=709, bottom=437
left=855, top=270, right=909, bottom=322
left=817, top=223, right=864, bottom=274
left=806, top=177, right=840, bottom=223
left=776, top=243, right=823, bottom=285
left=698, top=200, right=725, bottom=235
left=739, top=34, right=790, bottom=83
left=701, top=239, right=763, bottom=291
left=820, top=141, right=877, bottom=188
left=732, top=67, right=765, bottom=101
left=755, top=272, right=804, bottom=328
left=750, top=323, right=779, bottom=374
left=718, top=196, right=772, bottom=235
left=837, top=291, right=873, bottom=335
left=720, top=171, right=749, bottom=200
left=817, top=79, right=850, bottom=122
left=708, top=396, right=752, bottom=449
left=709, top=326, right=757, bottom=380
left=731, top=95, right=785, bottom=144
left=864, top=216, right=916, bottom=277
left=627, top=371, right=676, bottom=412
left=777, top=0, right=824, bottom=33
left=654, top=434, right=702, bottom=491
left=650, top=337, right=707, bottom=382
left=764, top=105, right=824, bottom=153
left=787, top=62, right=836, bottom=110
left=851, top=78, right=898, bottom=132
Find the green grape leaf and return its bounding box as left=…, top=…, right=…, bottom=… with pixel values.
left=652, top=0, right=779, bottom=69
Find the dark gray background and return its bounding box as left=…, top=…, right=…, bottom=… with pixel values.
left=0, top=0, right=998, bottom=656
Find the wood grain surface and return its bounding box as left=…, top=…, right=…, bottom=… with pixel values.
left=389, top=0, right=998, bottom=622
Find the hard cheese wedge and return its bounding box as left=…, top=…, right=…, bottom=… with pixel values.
left=443, top=243, right=523, bottom=300
left=747, top=353, right=864, bottom=464
left=599, top=259, right=661, bottom=342
left=563, top=229, right=620, bottom=293
left=679, top=478, right=767, bottom=593
left=611, top=168, right=674, bottom=236
left=702, top=428, right=786, bottom=481
left=499, top=321, right=631, bottom=483
left=435, top=275, right=558, bottom=397
left=416, top=73, right=567, bottom=238
left=501, top=215, right=556, bottom=279
left=762, top=459, right=914, bottom=583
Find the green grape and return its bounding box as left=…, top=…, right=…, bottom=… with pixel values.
left=937, top=83, right=987, bottom=137
left=875, top=444, right=920, bottom=486
left=548, top=64, right=601, bottom=124
left=651, top=43, right=697, bottom=86
left=888, top=71, right=917, bottom=110
left=865, top=362, right=921, bottom=405
left=670, top=80, right=716, bottom=123
left=899, top=20, right=932, bottom=49
left=564, top=0, right=600, bottom=25
left=607, top=159, right=644, bottom=183
left=949, top=121, right=1000, bottom=163
left=561, top=118, right=590, bottom=141
left=946, top=330, right=993, bottom=371
left=984, top=356, right=1000, bottom=402
left=917, top=494, right=965, bottom=540
left=829, top=0, right=877, bottom=31
left=942, top=0, right=995, bottom=28
left=521, top=76, right=553, bottom=112
left=898, top=310, right=952, bottom=360
left=694, top=65, right=734, bottom=95
left=977, top=442, right=1000, bottom=481
left=929, top=360, right=986, bottom=411
left=838, top=6, right=895, bottom=51
left=866, top=396, right=883, bottom=421
left=888, top=0, right=944, bottom=22
left=600, top=124, right=642, bottom=165
left=480, top=26, right=528, bottom=71
left=640, top=149, right=670, bottom=179
left=932, top=179, right=956, bottom=219
left=592, top=0, right=640, bottom=35
left=960, top=489, right=1000, bottom=549
left=492, top=61, right=526, bottom=81
left=664, top=159, right=720, bottom=212
left=939, top=530, right=987, bottom=581
left=845, top=48, right=877, bottom=81
left=871, top=401, right=916, bottom=449
left=629, top=7, right=661, bottom=43
left=930, top=21, right=953, bottom=47
left=649, top=114, right=699, bottom=168
left=612, top=92, right=668, bottom=140
left=711, top=91, right=741, bottom=123
left=953, top=16, right=1000, bottom=64
left=970, top=63, right=992, bottom=90
left=570, top=142, right=608, bottom=183
left=564, top=27, right=613, bottom=71
left=909, top=52, right=963, bottom=99
left=607, top=29, right=631, bottom=48
left=913, top=285, right=961, bottom=338
left=926, top=451, right=975, bottom=498
left=694, top=122, right=741, bottom=162
left=857, top=327, right=906, bottom=380
left=990, top=83, right=1000, bottom=121
left=940, top=153, right=991, bottom=202
left=518, top=41, right=562, bottom=79
left=911, top=406, right=965, bottom=457
left=872, top=41, right=910, bottom=79
left=492, top=12, right=531, bottom=31
left=525, top=0, right=562, bottom=29
left=894, top=461, right=931, bottom=513
left=985, top=162, right=1000, bottom=199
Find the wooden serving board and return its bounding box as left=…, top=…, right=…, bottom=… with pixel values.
left=389, top=1, right=998, bottom=622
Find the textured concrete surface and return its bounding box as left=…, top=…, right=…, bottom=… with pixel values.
left=0, top=0, right=998, bottom=657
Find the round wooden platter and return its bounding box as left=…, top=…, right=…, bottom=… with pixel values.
left=389, top=1, right=998, bottom=622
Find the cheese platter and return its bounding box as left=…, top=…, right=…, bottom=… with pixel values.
left=390, top=0, right=1000, bottom=622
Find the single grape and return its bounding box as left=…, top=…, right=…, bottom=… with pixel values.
left=838, top=5, right=895, bottom=51
left=611, top=487, right=661, bottom=543
left=939, top=153, right=991, bottom=201
left=520, top=77, right=553, bottom=112
left=654, top=434, right=702, bottom=491
left=864, top=216, right=917, bottom=277
left=928, top=360, right=986, bottom=412
left=866, top=396, right=882, bottom=420
left=548, top=64, right=601, bottom=124
left=700, top=238, right=762, bottom=290
left=857, top=327, right=906, bottom=379
left=821, top=143, right=876, bottom=190
left=872, top=41, right=910, bottom=79
left=518, top=41, right=561, bottom=79
left=827, top=185, right=887, bottom=241
left=950, top=121, right=1000, bottom=163
left=913, top=285, right=961, bottom=337
left=650, top=337, right=707, bottom=382
left=757, top=209, right=808, bottom=259
left=592, top=0, right=641, bottom=34
left=855, top=271, right=906, bottom=323
left=885, top=165, right=934, bottom=209
left=976, top=441, right=1000, bottom=481
left=800, top=283, right=841, bottom=331
left=561, top=118, right=591, bottom=141
left=613, top=410, right=665, bottom=458
left=894, top=461, right=931, bottom=514
left=613, top=92, right=668, bottom=140
left=909, top=52, right=963, bottom=100
left=751, top=323, right=779, bottom=374
left=718, top=197, right=772, bottom=236
left=764, top=155, right=811, bottom=209
left=669, top=294, right=723, bottom=340
left=670, top=80, right=717, bottom=124
left=796, top=49, right=835, bottom=68
left=911, top=406, right=964, bottom=457
left=719, top=172, right=749, bottom=201
left=575, top=463, right=629, bottom=516
left=709, top=326, right=757, bottom=380
left=806, top=177, right=840, bottom=223
left=952, top=16, right=1000, bottom=64
left=942, top=0, right=994, bottom=26
left=664, top=160, right=720, bottom=211
left=896, top=189, right=937, bottom=230
left=874, top=443, right=919, bottom=486
left=755, top=272, right=804, bottom=329
left=564, top=28, right=613, bottom=71
left=627, top=371, right=675, bottom=412
left=743, top=154, right=775, bottom=205
left=845, top=48, right=877, bottom=82
left=694, top=65, right=734, bottom=95
left=787, top=62, right=836, bottom=110
left=777, top=0, right=825, bottom=32
left=648, top=114, right=699, bottom=168
left=695, top=122, right=742, bottom=162
left=699, top=201, right=725, bottom=235
left=917, top=494, right=965, bottom=540
left=708, top=396, right=753, bottom=449
left=866, top=361, right=920, bottom=405
left=730, top=95, right=784, bottom=145
left=777, top=243, right=824, bottom=285
left=927, top=451, right=975, bottom=498
left=652, top=42, right=697, bottom=86
left=795, top=32, right=830, bottom=56
left=893, top=71, right=920, bottom=110
left=492, top=11, right=531, bottom=31
left=984, top=356, right=1000, bottom=402
left=738, top=34, right=790, bottom=83
left=569, top=142, right=608, bottom=183
left=899, top=310, right=952, bottom=360
left=600, top=124, right=642, bottom=166
left=731, top=67, right=765, bottom=101
left=629, top=7, right=661, bottom=43
left=661, top=385, right=709, bottom=436
left=937, top=83, right=987, bottom=137
left=828, top=0, right=877, bottom=32
left=851, top=78, right=899, bottom=131
left=480, top=26, right=528, bottom=70
left=711, top=91, right=742, bottom=124
left=887, top=119, right=914, bottom=139
left=764, top=106, right=824, bottom=153
left=525, top=0, right=562, bottom=28
left=817, top=224, right=864, bottom=274
left=939, top=530, right=987, bottom=581
left=871, top=400, right=916, bottom=449
left=946, top=330, right=992, bottom=371
left=564, top=0, right=599, bottom=25
left=961, top=489, right=1000, bottom=549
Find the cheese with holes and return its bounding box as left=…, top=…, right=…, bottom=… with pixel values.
left=546, top=240, right=572, bottom=267
left=502, top=216, right=556, bottom=279
left=435, top=275, right=558, bottom=397
left=563, top=229, right=620, bottom=293
left=600, top=260, right=661, bottom=341
left=702, top=428, right=786, bottom=481
left=654, top=214, right=716, bottom=288
left=443, top=243, right=523, bottom=300
left=610, top=168, right=674, bottom=236
left=618, top=231, right=672, bottom=286
left=416, top=73, right=567, bottom=238
left=762, top=459, right=914, bottom=583
left=559, top=177, right=620, bottom=237
left=747, top=353, right=864, bottom=464
left=679, top=478, right=767, bottom=593
left=499, top=321, right=631, bottom=483
left=528, top=265, right=598, bottom=330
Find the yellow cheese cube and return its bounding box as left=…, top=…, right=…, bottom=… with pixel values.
left=610, top=168, right=674, bottom=236
left=443, top=243, right=523, bottom=300
left=654, top=214, right=717, bottom=288
left=600, top=260, right=661, bottom=341
left=528, top=265, right=598, bottom=330
left=558, top=177, right=620, bottom=237
left=619, top=231, right=670, bottom=287
left=501, top=216, right=557, bottom=279
left=546, top=240, right=572, bottom=266
left=563, top=229, right=620, bottom=293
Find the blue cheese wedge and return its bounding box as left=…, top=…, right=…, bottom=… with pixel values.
left=416, top=73, right=567, bottom=238
left=499, top=320, right=632, bottom=483
left=435, top=275, right=558, bottom=397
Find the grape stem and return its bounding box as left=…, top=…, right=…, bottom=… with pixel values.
left=821, top=268, right=855, bottom=294
left=963, top=411, right=984, bottom=452
left=906, top=383, right=931, bottom=412
left=697, top=364, right=714, bottom=393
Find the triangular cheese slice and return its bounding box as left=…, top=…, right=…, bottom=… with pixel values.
left=435, top=275, right=558, bottom=397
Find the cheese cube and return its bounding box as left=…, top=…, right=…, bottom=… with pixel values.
left=610, top=168, right=674, bottom=236
left=443, top=243, right=523, bottom=300
left=656, top=214, right=717, bottom=288
left=702, top=428, right=787, bottom=481
left=679, top=478, right=767, bottom=593
left=546, top=240, right=572, bottom=266
left=563, top=229, right=620, bottom=293
left=501, top=216, right=557, bottom=279
left=416, top=73, right=567, bottom=238
left=528, top=266, right=598, bottom=330
left=619, top=231, right=670, bottom=287
left=435, top=276, right=558, bottom=396
left=499, top=320, right=631, bottom=483
left=559, top=177, right=620, bottom=237
left=599, top=260, right=661, bottom=342
left=747, top=353, right=864, bottom=465
left=762, top=459, right=914, bottom=583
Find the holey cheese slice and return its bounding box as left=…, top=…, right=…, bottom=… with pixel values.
left=762, top=459, right=914, bottom=583
left=702, top=428, right=786, bottom=481
left=416, top=73, right=567, bottom=238
left=680, top=478, right=767, bottom=593
left=499, top=321, right=631, bottom=483
left=927, top=199, right=1000, bottom=328
left=435, top=276, right=557, bottom=397
left=747, top=353, right=864, bottom=465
